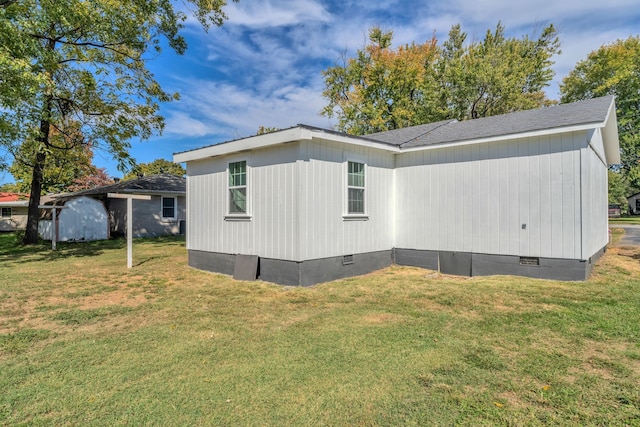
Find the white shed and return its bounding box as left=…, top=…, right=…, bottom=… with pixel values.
left=40, top=196, right=109, bottom=242
left=174, top=96, right=620, bottom=285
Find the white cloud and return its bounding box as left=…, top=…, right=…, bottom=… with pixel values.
left=438, top=0, right=640, bottom=29
left=161, top=76, right=332, bottom=141
left=225, top=0, right=331, bottom=28
left=164, top=112, right=217, bottom=137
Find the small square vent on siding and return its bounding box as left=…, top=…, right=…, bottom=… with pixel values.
left=519, top=256, right=540, bottom=266
left=343, top=255, right=354, bottom=265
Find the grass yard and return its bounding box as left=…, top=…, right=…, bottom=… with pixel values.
left=610, top=216, right=640, bottom=225
left=1, top=231, right=639, bottom=426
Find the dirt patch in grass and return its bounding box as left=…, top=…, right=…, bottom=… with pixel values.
left=1, top=280, right=154, bottom=336
left=71, top=289, right=149, bottom=310
left=361, top=312, right=408, bottom=325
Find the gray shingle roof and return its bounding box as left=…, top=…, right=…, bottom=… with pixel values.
left=53, top=173, right=185, bottom=201
left=366, top=96, right=615, bottom=148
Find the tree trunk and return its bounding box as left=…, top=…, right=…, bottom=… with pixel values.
left=22, top=119, right=50, bottom=245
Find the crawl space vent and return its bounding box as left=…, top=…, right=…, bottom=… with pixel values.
left=519, top=256, right=540, bottom=266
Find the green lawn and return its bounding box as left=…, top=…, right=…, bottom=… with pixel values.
left=610, top=216, right=640, bottom=225
left=1, top=232, right=639, bottom=426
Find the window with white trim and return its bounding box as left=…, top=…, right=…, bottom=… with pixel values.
left=228, top=160, right=247, bottom=214
left=1, top=207, right=11, bottom=218
left=347, top=161, right=365, bottom=214
left=161, top=196, right=176, bottom=219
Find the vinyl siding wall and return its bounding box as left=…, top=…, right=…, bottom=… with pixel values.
left=185, top=129, right=609, bottom=266
left=297, top=139, right=395, bottom=260
left=580, top=129, right=609, bottom=258
left=0, top=206, right=27, bottom=231
left=185, top=139, right=395, bottom=262
left=109, top=195, right=186, bottom=237
left=186, top=143, right=301, bottom=260
left=395, top=131, right=592, bottom=260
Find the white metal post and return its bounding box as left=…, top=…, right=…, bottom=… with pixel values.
left=127, top=196, right=133, bottom=268
left=38, top=205, right=66, bottom=251
left=52, top=207, right=57, bottom=251
left=108, top=193, right=151, bottom=268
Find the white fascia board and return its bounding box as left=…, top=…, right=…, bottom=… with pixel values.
left=398, top=122, right=606, bottom=153
left=0, top=201, right=29, bottom=207
left=602, top=98, right=621, bottom=165
left=173, top=127, right=313, bottom=163
left=173, top=127, right=399, bottom=163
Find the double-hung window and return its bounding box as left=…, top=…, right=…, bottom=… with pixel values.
left=228, top=161, right=247, bottom=214
left=1, top=207, right=11, bottom=218
left=161, top=196, right=176, bottom=219
left=347, top=161, right=365, bottom=214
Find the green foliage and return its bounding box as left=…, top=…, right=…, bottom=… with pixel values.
left=0, top=0, right=233, bottom=242
left=322, top=27, right=440, bottom=134
left=8, top=137, right=98, bottom=194
left=561, top=36, right=640, bottom=186
left=608, top=170, right=630, bottom=213
left=256, top=126, right=280, bottom=135
left=322, top=22, right=560, bottom=135
left=439, top=23, right=560, bottom=121
left=123, top=158, right=185, bottom=180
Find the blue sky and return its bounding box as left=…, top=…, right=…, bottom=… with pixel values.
left=2, top=0, right=639, bottom=184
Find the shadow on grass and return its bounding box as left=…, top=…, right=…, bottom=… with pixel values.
left=0, top=233, right=184, bottom=264
left=618, top=246, right=640, bottom=262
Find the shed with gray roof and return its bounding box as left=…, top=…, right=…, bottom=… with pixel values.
left=175, top=96, right=619, bottom=285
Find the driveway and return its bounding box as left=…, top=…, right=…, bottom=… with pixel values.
left=611, top=224, right=640, bottom=246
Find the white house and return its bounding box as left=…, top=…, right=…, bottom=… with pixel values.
left=174, top=96, right=620, bottom=285
left=627, top=192, right=640, bottom=215
left=0, top=193, right=29, bottom=232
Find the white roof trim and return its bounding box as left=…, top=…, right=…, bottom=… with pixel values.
left=0, top=201, right=29, bottom=207
left=174, top=127, right=313, bottom=163
left=174, top=113, right=616, bottom=163
left=399, top=122, right=607, bottom=153
left=602, top=98, right=621, bottom=164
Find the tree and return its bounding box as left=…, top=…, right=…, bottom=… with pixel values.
left=560, top=36, right=640, bottom=187
left=439, top=23, right=560, bottom=121
left=0, top=0, right=234, bottom=244
left=322, top=27, right=440, bottom=134
left=321, top=23, right=560, bottom=135
left=257, top=126, right=280, bottom=135
left=8, top=128, right=97, bottom=194
left=123, top=158, right=185, bottom=180
left=608, top=170, right=630, bottom=214
left=67, top=167, right=113, bottom=192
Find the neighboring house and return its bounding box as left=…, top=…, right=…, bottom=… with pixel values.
left=174, top=96, right=620, bottom=285
left=608, top=204, right=622, bottom=218
left=40, top=174, right=186, bottom=240
left=0, top=192, right=29, bottom=232
left=627, top=192, right=640, bottom=215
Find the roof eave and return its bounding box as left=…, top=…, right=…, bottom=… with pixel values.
left=173, top=127, right=313, bottom=163
left=398, top=122, right=608, bottom=153
left=0, top=201, right=29, bottom=207
left=118, top=189, right=185, bottom=195
left=602, top=98, right=621, bottom=165
left=173, top=126, right=400, bottom=163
